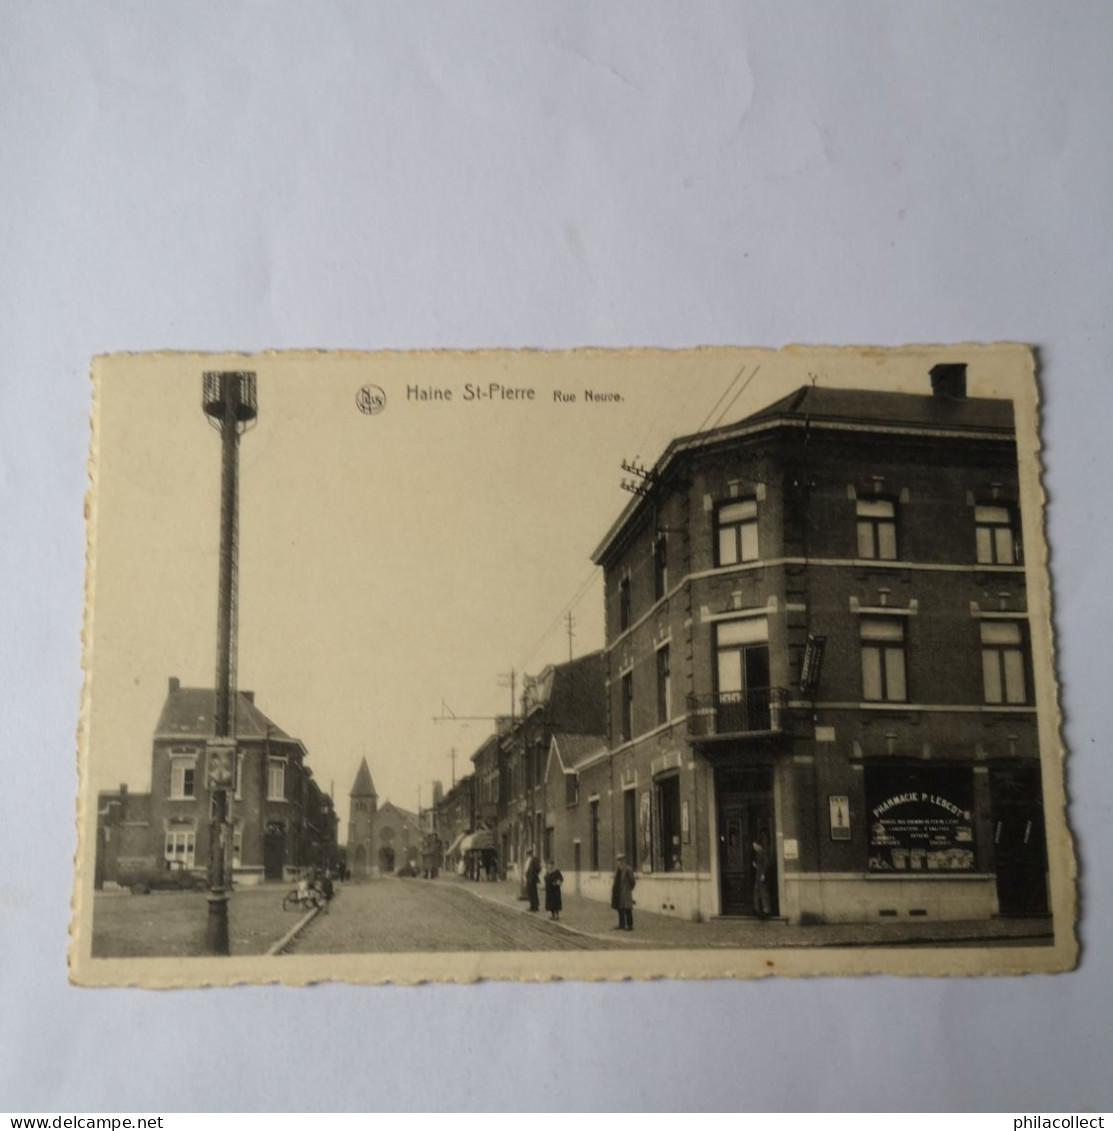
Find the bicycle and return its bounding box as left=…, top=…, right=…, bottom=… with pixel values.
left=282, top=883, right=328, bottom=913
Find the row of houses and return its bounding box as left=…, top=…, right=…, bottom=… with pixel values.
left=430, top=363, right=1052, bottom=925
left=96, top=679, right=340, bottom=889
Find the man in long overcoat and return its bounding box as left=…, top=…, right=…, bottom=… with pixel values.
left=611, top=852, right=636, bottom=931
left=525, top=849, right=541, bottom=911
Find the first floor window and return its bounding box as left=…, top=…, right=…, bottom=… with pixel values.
left=656, top=644, right=671, bottom=724
left=267, top=758, right=286, bottom=801
left=619, top=576, right=631, bottom=631
left=170, top=756, right=196, bottom=800
left=716, top=618, right=771, bottom=731
left=975, top=504, right=1020, bottom=565
left=861, top=617, right=907, bottom=701
left=232, top=825, right=243, bottom=868
left=164, top=829, right=196, bottom=868
left=620, top=671, right=634, bottom=742
left=981, top=621, right=1028, bottom=704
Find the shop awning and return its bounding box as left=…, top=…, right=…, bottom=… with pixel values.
left=446, top=832, right=467, bottom=855
left=460, top=829, right=495, bottom=853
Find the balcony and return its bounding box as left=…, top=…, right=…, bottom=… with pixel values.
left=686, top=688, right=789, bottom=740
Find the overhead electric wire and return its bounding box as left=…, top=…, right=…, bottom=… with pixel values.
left=515, top=359, right=767, bottom=677
left=695, top=362, right=749, bottom=433
left=516, top=565, right=602, bottom=672
left=709, top=363, right=762, bottom=431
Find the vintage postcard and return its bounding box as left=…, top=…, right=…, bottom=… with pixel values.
left=71, top=345, right=1077, bottom=985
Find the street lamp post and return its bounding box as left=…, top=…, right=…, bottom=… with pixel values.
left=201, top=371, right=257, bottom=955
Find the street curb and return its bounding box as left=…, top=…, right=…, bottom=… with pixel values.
left=267, top=904, right=321, bottom=956
left=436, top=880, right=1052, bottom=950
left=439, top=879, right=630, bottom=946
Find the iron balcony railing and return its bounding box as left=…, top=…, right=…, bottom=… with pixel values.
left=686, top=687, right=789, bottom=739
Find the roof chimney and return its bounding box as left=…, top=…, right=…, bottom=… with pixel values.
left=930, top=363, right=967, bottom=400
left=168, top=676, right=180, bottom=693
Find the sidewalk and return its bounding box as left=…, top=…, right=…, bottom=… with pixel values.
left=437, top=875, right=1054, bottom=949
left=91, top=884, right=324, bottom=958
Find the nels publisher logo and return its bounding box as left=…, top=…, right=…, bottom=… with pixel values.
left=356, top=384, right=387, bottom=415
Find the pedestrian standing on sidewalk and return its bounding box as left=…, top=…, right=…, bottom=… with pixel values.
left=544, top=860, right=563, bottom=920
left=525, top=848, right=541, bottom=912
left=611, top=852, right=636, bottom=931
left=752, top=838, right=772, bottom=919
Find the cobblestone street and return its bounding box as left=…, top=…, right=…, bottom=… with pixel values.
left=288, top=877, right=620, bottom=953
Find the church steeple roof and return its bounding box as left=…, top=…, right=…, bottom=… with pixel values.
left=350, top=757, right=377, bottom=798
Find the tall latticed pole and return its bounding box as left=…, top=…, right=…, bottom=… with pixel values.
left=201, top=370, right=258, bottom=955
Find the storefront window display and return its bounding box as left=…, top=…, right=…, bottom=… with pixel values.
left=866, top=764, right=975, bottom=872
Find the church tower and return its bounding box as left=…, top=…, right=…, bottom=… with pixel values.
left=347, top=757, right=378, bottom=879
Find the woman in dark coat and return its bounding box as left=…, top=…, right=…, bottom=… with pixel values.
left=544, top=861, right=563, bottom=920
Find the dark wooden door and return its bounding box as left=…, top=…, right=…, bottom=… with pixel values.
left=717, top=767, right=777, bottom=916
left=263, top=822, right=285, bottom=881
left=991, top=767, right=1049, bottom=916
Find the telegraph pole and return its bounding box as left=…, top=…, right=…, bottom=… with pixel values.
left=565, top=611, right=575, bottom=663
left=201, top=371, right=257, bottom=956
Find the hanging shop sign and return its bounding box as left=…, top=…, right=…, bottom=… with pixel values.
left=866, top=766, right=975, bottom=872
left=829, top=795, right=851, bottom=840
left=799, top=634, right=827, bottom=695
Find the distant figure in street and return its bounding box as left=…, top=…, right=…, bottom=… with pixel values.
left=544, top=860, right=563, bottom=920
left=752, top=839, right=772, bottom=919
left=525, top=849, right=541, bottom=911
left=611, top=852, right=636, bottom=931
left=318, top=869, right=334, bottom=912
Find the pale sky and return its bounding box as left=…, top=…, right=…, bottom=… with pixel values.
left=84, top=345, right=1032, bottom=838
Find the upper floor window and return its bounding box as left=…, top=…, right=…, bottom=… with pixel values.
left=981, top=621, right=1028, bottom=704
left=589, top=799, right=600, bottom=871
left=656, top=644, right=671, bottom=725
left=170, top=756, right=196, bottom=800
left=233, top=751, right=245, bottom=799
left=857, top=498, right=898, bottom=560
left=619, top=576, right=631, bottom=631
left=716, top=498, right=758, bottom=566
left=620, top=671, right=634, bottom=742
left=565, top=773, right=579, bottom=807
left=860, top=617, right=907, bottom=701
left=653, top=534, right=668, bottom=600
left=267, top=758, right=286, bottom=801
left=975, top=505, right=1021, bottom=565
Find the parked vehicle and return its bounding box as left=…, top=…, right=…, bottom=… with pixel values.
left=121, top=859, right=208, bottom=895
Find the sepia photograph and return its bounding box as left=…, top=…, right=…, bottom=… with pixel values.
left=72, top=344, right=1076, bottom=986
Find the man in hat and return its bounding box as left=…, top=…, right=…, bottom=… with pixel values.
left=611, top=852, right=636, bottom=931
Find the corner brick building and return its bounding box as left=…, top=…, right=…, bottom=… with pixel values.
left=589, top=363, right=1049, bottom=924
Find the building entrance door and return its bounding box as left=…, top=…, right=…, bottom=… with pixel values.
left=263, top=822, right=285, bottom=881
left=990, top=765, right=1049, bottom=916
left=716, top=766, right=776, bottom=916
